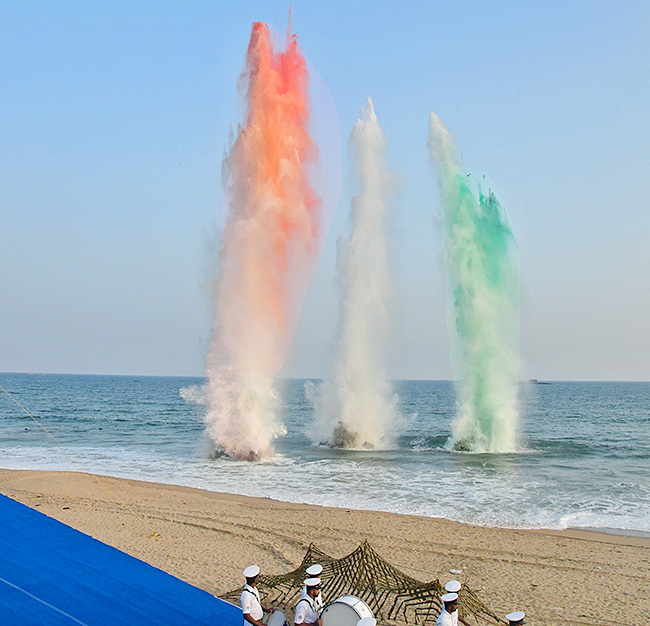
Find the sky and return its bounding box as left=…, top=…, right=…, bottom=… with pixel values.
left=1, top=0, right=649, bottom=381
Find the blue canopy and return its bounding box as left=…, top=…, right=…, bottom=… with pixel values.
left=0, top=492, right=242, bottom=625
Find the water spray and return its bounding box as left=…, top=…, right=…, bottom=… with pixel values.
left=308, top=98, right=400, bottom=449
left=428, top=113, right=521, bottom=452
left=205, top=21, right=321, bottom=461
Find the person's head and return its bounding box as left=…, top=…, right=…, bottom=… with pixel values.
left=444, top=580, right=461, bottom=594
left=304, top=578, right=321, bottom=598
left=243, top=565, right=260, bottom=587
left=357, top=618, right=376, bottom=626
left=505, top=611, right=526, bottom=625
left=306, top=564, right=323, bottom=577
left=441, top=592, right=459, bottom=614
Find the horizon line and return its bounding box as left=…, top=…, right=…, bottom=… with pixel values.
left=1, top=371, right=649, bottom=384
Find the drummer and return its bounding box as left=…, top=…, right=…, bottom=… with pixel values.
left=301, top=564, right=324, bottom=610
left=295, top=578, right=322, bottom=626
left=241, top=565, right=272, bottom=626
left=443, top=580, right=470, bottom=626
left=436, top=592, right=459, bottom=626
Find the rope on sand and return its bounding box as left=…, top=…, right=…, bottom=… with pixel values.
left=222, top=540, right=503, bottom=625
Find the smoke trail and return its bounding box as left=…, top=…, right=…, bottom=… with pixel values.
left=205, top=22, right=321, bottom=461
left=428, top=113, right=520, bottom=452
left=308, top=98, right=400, bottom=449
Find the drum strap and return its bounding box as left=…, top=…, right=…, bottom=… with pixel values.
left=297, top=598, right=318, bottom=626
left=243, top=588, right=261, bottom=602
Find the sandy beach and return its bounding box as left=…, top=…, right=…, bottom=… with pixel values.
left=0, top=468, right=647, bottom=626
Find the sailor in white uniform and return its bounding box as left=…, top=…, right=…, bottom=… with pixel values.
left=506, top=611, right=526, bottom=625
left=295, top=578, right=321, bottom=626
left=436, top=593, right=459, bottom=626
left=443, top=581, right=470, bottom=626
left=241, top=565, right=266, bottom=626
left=300, top=564, right=324, bottom=610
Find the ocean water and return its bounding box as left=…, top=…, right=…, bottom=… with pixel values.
left=0, top=373, right=648, bottom=534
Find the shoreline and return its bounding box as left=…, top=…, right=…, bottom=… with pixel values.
left=549, top=525, right=650, bottom=545
left=3, top=463, right=647, bottom=543
left=0, top=468, right=648, bottom=625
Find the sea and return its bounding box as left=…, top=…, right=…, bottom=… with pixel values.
left=0, top=373, right=649, bottom=535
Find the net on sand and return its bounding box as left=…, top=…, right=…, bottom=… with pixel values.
left=223, top=540, right=502, bottom=624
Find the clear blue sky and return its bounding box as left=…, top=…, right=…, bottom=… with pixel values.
left=1, top=1, right=649, bottom=380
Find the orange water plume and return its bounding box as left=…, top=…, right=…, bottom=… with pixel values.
left=205, top=21, right=321, bottom=461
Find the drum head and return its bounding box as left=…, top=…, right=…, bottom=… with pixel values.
left=267, top=610, right=288, bottom=626
left=321, top=596, right=373, bottom=626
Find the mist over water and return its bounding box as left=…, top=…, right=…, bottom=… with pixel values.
left=428, top=114, right=521, bottom=452
left=205, top=22, right=322, bottom=461
left=308, top=99, right=401, bottom=449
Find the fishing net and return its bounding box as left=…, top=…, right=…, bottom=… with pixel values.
left=222, top=540, right=502, bottom=624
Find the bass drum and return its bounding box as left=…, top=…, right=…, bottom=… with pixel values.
left=321, top=595, right=373, bottom=626
left=263, top=610, right=289, bottom=626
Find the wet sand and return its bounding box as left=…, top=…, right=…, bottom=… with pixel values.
left=0, top=469, right=648, bottom=626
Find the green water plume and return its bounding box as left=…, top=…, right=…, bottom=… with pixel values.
left=428, top=114, right=521, bottom=452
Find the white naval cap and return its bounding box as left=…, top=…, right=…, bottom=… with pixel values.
left=357, top=618, right=376, bottom=626
left=505, top=611, right=526, bottom=624
left=303, top=577, right=321, bottom=588
left=444, top=580, right=461, bottom=593
left=441, top=592, right=458, bottom=603
left=306, top=564, right=323, bottom=576
left=243, top=565, right=260, bottom=578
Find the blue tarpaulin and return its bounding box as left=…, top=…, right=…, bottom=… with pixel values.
left=0, top=492, right=242, bottom=625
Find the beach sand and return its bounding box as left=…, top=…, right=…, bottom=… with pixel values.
left=0, top=469, right=647, bottom=626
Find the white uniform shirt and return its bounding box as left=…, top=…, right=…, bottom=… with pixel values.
left=241, top=584, right=263, bottom=621
left=436, top=608, right=459, bottom=626
left=300, top=586, right=323, bottom=609
left=294, top=596, right=319, bottom=624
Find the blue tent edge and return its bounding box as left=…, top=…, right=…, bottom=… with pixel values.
left=0, top=492, right=242, bottom=626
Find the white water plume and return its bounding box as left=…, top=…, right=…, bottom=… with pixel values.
left=308, top=98, right=401, bottom=449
